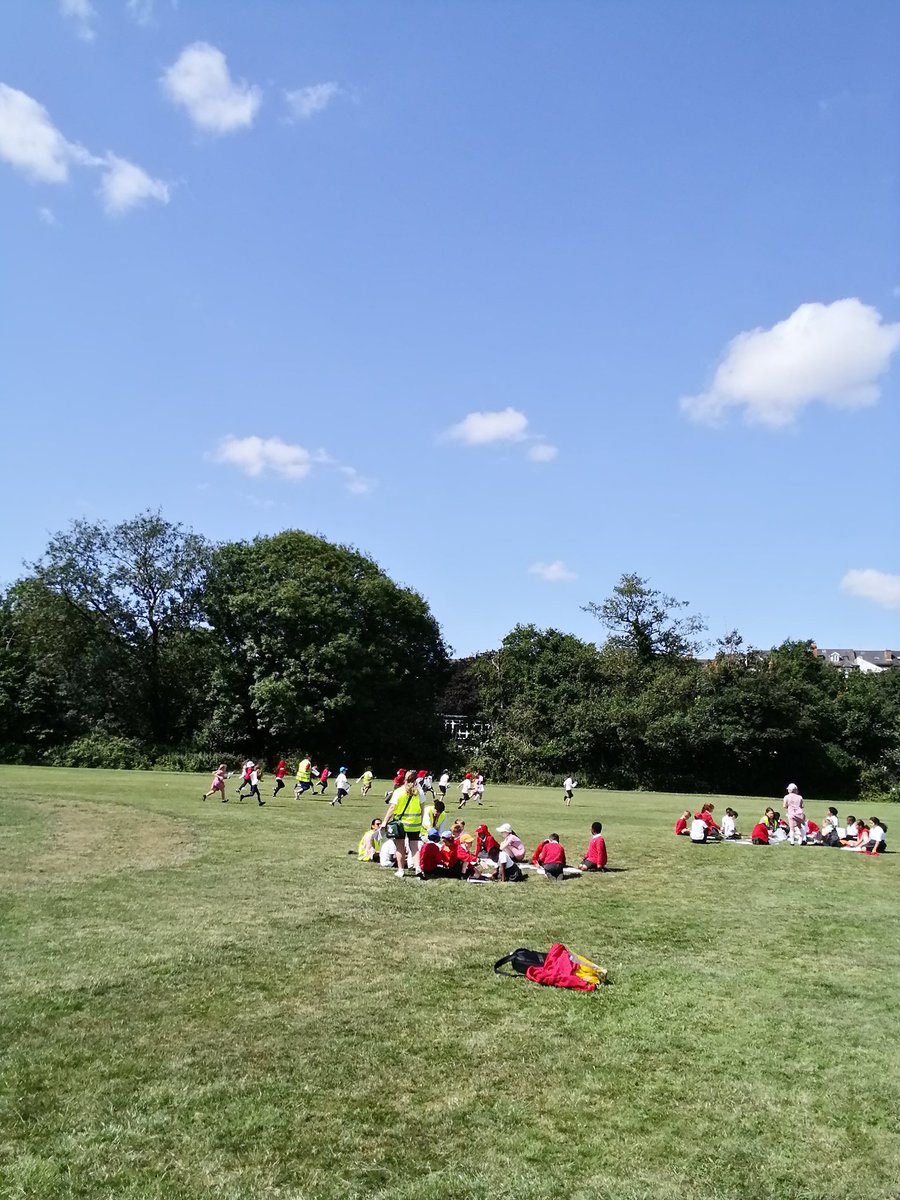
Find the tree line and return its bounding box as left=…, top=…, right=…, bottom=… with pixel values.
left=1, top=515, right=897, bottom=800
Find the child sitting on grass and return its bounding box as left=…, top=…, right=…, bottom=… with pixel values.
left=581, top=822, right=608, bottom=870
left=674, top=810, right=691, bottom=836
left=750, top=820, right=769, bottom=845
left=418, top=829, right=446, bottom=879
left=537, top=834, right=566, bottom=880
left=865, top=817, right=887, bottom=854
left=720, top=808, right=740, bottom=840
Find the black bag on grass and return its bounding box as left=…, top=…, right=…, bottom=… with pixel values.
left=494, top=948, right=547, bottom=976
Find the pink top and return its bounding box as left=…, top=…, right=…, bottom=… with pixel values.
left=501, top=834, right=526, bottom=861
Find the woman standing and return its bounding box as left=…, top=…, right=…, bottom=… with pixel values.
left=382, top=770, right=423, bottom=878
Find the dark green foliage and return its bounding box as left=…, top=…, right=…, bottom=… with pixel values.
left=203, top=530, right=449, bottom=769
left=473, top=580, right=900, bottom=798
left=2, top=532, right=897, bottom=800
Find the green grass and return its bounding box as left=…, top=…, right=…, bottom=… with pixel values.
left=1, top=767, right=898, bottom=1200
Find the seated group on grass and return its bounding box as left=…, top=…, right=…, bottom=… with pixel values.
left=674, top=800, right=887, bottom=854
left=356, top=817, right=609, bottom=881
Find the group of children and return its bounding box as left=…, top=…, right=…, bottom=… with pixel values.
left=674, top=786, right=888, bottom=855
left=356, top=813, right=609, bottom=883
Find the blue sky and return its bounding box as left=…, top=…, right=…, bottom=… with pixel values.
left=2, top=0, right=898, bottom=656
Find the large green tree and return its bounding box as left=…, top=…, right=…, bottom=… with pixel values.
left=204, top=530, right=449, bottom=767
left=25, top=511, right=213, bottom=745
left=583, top=572, right=707, bottom=663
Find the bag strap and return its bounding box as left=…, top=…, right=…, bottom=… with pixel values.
left=394, top=791, right=413, bottom=821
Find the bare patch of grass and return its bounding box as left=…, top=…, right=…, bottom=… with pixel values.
left=0, top=799, right=197, bottom=890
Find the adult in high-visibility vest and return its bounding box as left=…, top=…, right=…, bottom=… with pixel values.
left=382, top=770, right=422, bottom=878
left=294, top=755, right=312, bottom=797
left=357, top=818, right=383, bottom=862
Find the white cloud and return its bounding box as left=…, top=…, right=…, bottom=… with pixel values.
left=529, top=560, right=578, bottom=583
left=0, top=83, right=99, bottom=183
left=60, top=0, right=97, bottom=41
left=161, top=43, right=262, bottom=134
left=99, top=154, right=170, bottom=214
left=340, top=466, right=375, bottom=495
left=212, top=435, right=374, bottom=494
left=38, top=206, right=58, bottom=225
left=840, top=569, right=900, bottom=612
left=446, top=406, right=529, bottom=446
left=213, top=435, right=312, bottom=480
left=284, top=82, right=342, bottom=122
left=126, top=0, right=155, bottom=25
left=528, top=442, right=558, bottom=463
left=0, top=84, right=168, bottom=217
left=681, top=299, right=900, bottom=429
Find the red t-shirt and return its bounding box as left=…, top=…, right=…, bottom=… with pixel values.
left=750, top=823, right=769, bottom=843
left=419, top=841, right=442, bottom=872
left=700, top=811, right=720, bottom=831
left=320, top=768, right=330, bottom=781
left=475, top=830, right=499, bottom=855
left=539, top=841, right=566, bottom=867
left=531, top=839, right=548, bottom=864
left=674, top=817, right=688, bottom=835
left=807, top=821, right=820, bottom=834
left=275, top=762, right=286, bottom=779
left=440, top=841, right=458, bottom=868
left=584, top=834, right=607, bottom=868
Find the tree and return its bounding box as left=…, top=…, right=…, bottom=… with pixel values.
left=204, top=530, right=449, bottom=766
left=473, top=625, right=606, bottom=781
left=28, top=512, right=212, bottom=743
left=583, top=573, right=707, bottom=663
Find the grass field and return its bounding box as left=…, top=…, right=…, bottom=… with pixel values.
left=1, top=766, right=898, bottom=1200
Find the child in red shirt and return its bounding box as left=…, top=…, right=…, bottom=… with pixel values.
left=475, top=824, right=499, bottom=857
left=699, top=803, right=721, bottom=838
left=439, top=829, right=462, bottom=877
left=674, top=810, right=691, bottom=836
left=531, top=838, right=549, bottom=865
left=580, top=822, right=608, bottom=871
left=750, top=822, right=769, bottom=845
left=537, top=834, right=566, bottom=880
left=418, top=830, right=444, bottom=877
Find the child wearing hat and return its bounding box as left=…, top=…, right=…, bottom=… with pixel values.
left=496, top=823, right=525, bottom=862
left=418, top=829, right=445, bottom=878
left=332, top=767, right=350, bottom=806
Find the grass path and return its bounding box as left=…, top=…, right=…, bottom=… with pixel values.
left=1, top=767, right=898, bottom=1199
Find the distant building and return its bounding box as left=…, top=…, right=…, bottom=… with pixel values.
left=442, top=713, right=491, bottom=753
left=812, top=644, right=900, bottom=675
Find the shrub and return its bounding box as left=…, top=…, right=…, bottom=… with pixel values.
left=45, top=733, right=152, bottom=770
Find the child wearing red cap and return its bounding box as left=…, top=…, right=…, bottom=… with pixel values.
left=458, top=774, right=472, bottom=808
left=474, top=824, right=499, bottom=857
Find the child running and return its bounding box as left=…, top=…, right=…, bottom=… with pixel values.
left=563, top=775, right=577, bottom=806
left=202, top=763, right=227, bottom=802
left=357, top=769, right=374, bottom=796
left=458, top=774, right=472, bottom=808
left=332, top=766, right=349, bottom=806
left=272, top=759, right=287, bottom=798
left=244, top=764, right=264, bottom=806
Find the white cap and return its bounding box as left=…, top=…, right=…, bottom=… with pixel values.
left=496, top=822, right=513, bottom=834
left=787, top=783, right=798, bottom=792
